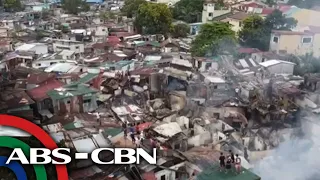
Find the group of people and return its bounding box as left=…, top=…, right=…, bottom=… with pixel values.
left=219, top=150, right=242, bottom=174
left=122, top=122, right=144, bottom=147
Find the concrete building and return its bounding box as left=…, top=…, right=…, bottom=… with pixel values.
left=269, top=27, right=320, bottom=57
left=221, top=12, right=249, bottom=33
left=25, top=2, right=50, bottom=12
left=201, top=0, right=231, bottom=24
left=52, top=39, right=84, bottom=54
left=147, top=0, right=180, bottom=6
left=15, top=43, right=48, bottom=55
left=259, top=59, right=295, bottom=74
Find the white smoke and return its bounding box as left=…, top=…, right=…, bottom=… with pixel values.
left=253, top=117, right=320, bottom=180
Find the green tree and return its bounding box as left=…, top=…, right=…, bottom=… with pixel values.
left=171, top=23, right=189, bottom=38
left=135, top=3, right=173, bottom=35
left=264, top=9, right=297, bottom=30
left=3, top=0, right=22, bottom=12
left=265, top=0, right=275, bottom=7
left=215, top=0, right=225, bottom=10
left=61, top=0, right=88, bottom=14
left=171, top=0, right=203, bottom=23
left=191, top=22, right=236, bottom=57
left=239, top=15, right=270, bottom=51
left=122, top=0, right=147, bottom=18
left=100, top=11, right=116, bottom=21
left=239, top=11, right=297, bottom=51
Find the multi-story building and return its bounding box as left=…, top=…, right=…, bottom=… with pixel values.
left=201, top=0, right=231, bottom=24
left=269, top=26, right=320, bottom=57
left=52, top=39, right=84, bottom=54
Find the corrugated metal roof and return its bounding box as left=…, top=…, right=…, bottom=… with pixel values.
left=27, top=79, right=64, bottom=101
left=72, top=133, right=111, bottom=153
left=66, top=73, right=98, bottom=86
left=47, top=84, right=97, bottom=100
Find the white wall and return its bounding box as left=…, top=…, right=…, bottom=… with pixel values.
left=199, top=61, right=219, bottom=72
left=202, top=3, right=215, bottom=23
left=266, top=63, right=294, bottom=74
left=32, top=59, right=66, bottom=69
left=53, top=40, right=84, bottom=54
left=88, top=25, right=108, bottom=36
left=32, top=44, right=48, bottom=55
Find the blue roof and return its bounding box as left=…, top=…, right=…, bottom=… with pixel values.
left=86, top=0, right=103, bottom=3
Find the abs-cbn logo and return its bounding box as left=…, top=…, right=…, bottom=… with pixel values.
left=6, top=148, right=157, bottom=165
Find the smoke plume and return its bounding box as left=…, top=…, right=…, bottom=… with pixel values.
left=253, top=117, right=320, bottom=180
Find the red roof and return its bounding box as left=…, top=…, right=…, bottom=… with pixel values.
left=261, top=8, right=275, bottom=15
left=27, top=73, right=56, bottom=84
left=137, top=122, right=152, bottom=131
left=242, top=2, right=263, bottom=8
left=107, top=36, right=120, bottom=44
left=27, top=79, right=64, bottom=101
left=142, top=172, right=156, bottom=180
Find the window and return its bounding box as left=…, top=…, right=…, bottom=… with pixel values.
left=102, top=29, right=105, bottom=31
left=50, top=62, right=56, bottom=65
left=208, top=13, right=213, bottom=17
left=302, top=37, right=312, bottom=44
left=84, top=99, right=91, bottom=103
left=273, top=36, right=279, bottom=43
left=213, top=113, right=220, bottom=119
left=239, top=22, right=242, bottom=27
left=213, top=85, right=218, bottom=89
left=160, top=175, right=166, bottom=180
left=75, top=46, right=79, bottom=49
left=205, top=63, right=212, bottom=70
left=174, top=143, right=180, bottom=149
left=37, top=63, right=41, bottom=66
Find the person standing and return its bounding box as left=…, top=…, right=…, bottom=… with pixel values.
left=235, top=154, right=242, bottom=174
left=219, top=152, right=225, bottom=172
left=122, top=122, right=127, bottom=139
left=229, top=150, right=235, bottom=164
left=129, top=124, right=135, bottom=134
left=130, top=131, right=136, bottom=144
left=136, top=136, right=141, bottom=148
left=225, top=156, right=232, bottom=173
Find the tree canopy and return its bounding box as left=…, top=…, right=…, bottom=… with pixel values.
left=238, top=15, right=270, bottom=51
left=171, top=23, right=190, bottom=38
left=239, top=10, right=297, bottom=51
left=100, top=11, right=116, bottom=21
left=191, top=22, right=236, bottom=57
left=61, top=0, right=89, bottom=14
left=171, top=0, right=203, bottom=23
left=135, top=3, right=173, bottom=35
left=121, top=0, right=147, bottom=18
left=264, top=9, right=297, bottom=30
left=3, top=0, right=22, bottom=12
